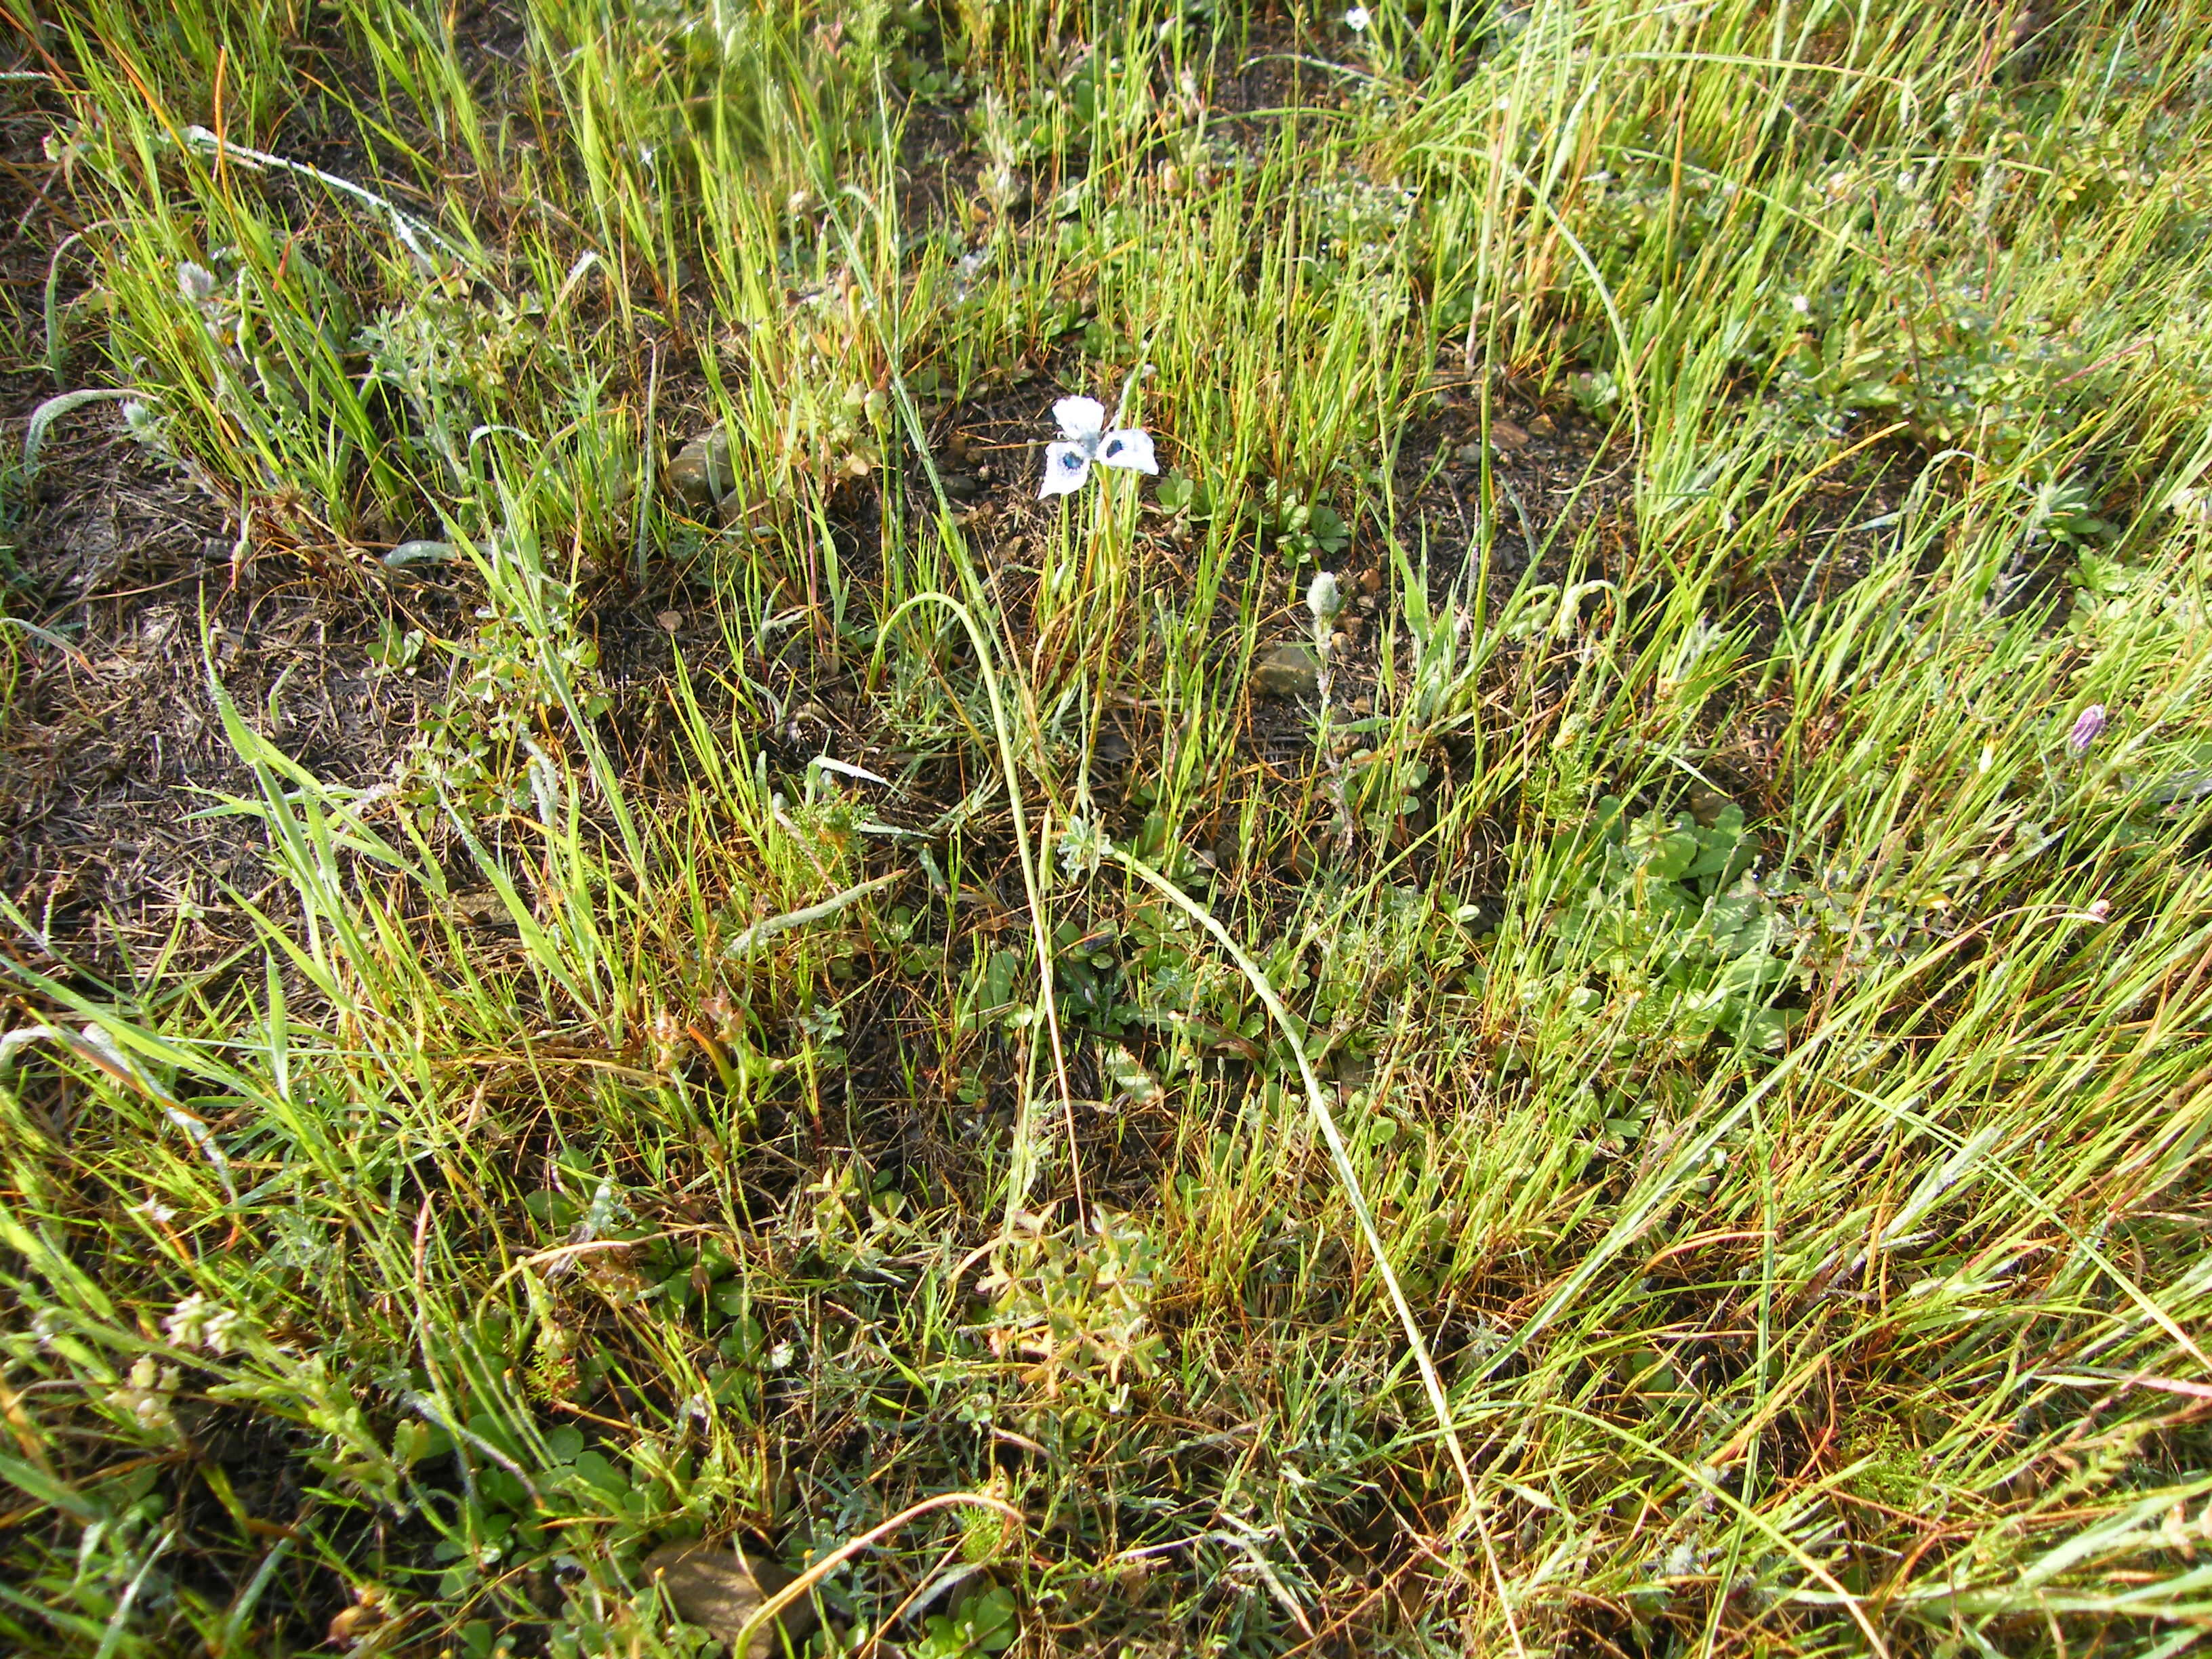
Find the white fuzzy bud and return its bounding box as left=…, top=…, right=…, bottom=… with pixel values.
left=1307, top=570, right=1344, bottom=627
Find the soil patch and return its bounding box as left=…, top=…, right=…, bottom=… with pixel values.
left=0, top=424, right=432, bottom=977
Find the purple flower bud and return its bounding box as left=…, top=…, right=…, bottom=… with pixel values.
left=2067, top=704, right=2108, bottom=756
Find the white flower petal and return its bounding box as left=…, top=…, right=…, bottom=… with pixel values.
left=1040, top=441, right=1092, bottom=497
left=1053, top=395, right=1107, bottom=439
left=1095, top=428, right=1158, bottom=475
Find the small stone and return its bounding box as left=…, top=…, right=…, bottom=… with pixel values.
left=447, top=890, right=517, bottom=933
left=1528, top=411, right=1557, bottom=437
left=642, top=1542, right=818, bottom=1659
left=656, top=610, right=684, bottom=631
left=668, top=428, right=735, bottom=511
left=1357, top=567, right=1382, bottom=595
left=1333, top=1047, right=1377, bottom=1088
left=1686, top=785, right=1733, bottom=827
left=1489, top=419, right=1531, bottom=452
left=1250, top=643, right=1321, bottom=699
left=383, top=539, right=454, bottom=569
left=942, top=473, right=982, bottom=501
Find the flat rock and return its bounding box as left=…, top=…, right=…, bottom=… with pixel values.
left=1250, top=642, right=1320, bottom=699
left=668, top=428, right=735, bottom=511
left=642, top=1542, right=816, bottom=1658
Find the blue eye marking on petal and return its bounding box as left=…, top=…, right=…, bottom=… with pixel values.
left=1101, top=436, right=1124, bottom=458
left=1060, top=451, right=1084, bottom=470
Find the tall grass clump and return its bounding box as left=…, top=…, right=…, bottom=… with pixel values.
left=5, top=0, right=2212, bottom=1653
